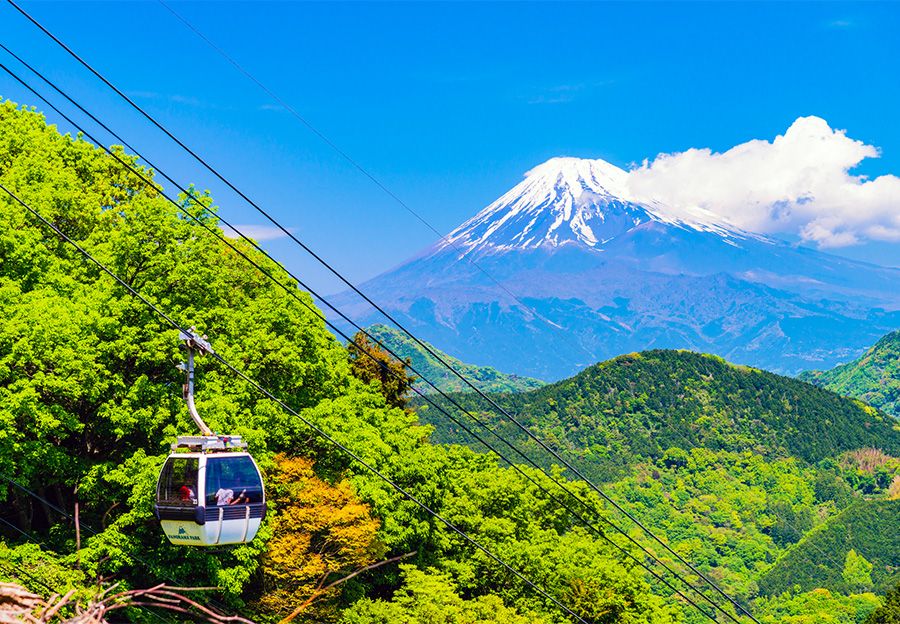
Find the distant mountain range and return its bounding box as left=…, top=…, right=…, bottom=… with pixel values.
left=334, top=157, right=900, bottom=380
left=365, top=324, right=545, bottom=394
left=801, top=330, right=900, bottom=417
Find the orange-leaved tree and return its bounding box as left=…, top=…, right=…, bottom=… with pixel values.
left=255, top=454, right=388, bottom=621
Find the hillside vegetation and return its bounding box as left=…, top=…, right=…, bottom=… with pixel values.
left=419, top=350, right=900, bottom=482
left=757, top=499, right=900, bottom=596
left=364, top=323, right=546, bottom=394
left=801, top=330, right=900, bottom=418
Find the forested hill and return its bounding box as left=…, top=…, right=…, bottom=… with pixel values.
left=364, top=324, right=545, bottom=394
left=801, top=330, right=900, bottom=418
left=757, top=499, right=900, bottom=596
left=418, top=350, right=900, bottom=481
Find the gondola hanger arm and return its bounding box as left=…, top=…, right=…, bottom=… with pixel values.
left=179, top=327, right=214, bottom=437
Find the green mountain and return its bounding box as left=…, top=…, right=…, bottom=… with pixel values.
left=801, top=330, right=900, bottom=418
left=364, top=323, right=545, bottom=394
left=417, top=350, right=900, bottom=482
left=757, top=499, right=900, bottom=596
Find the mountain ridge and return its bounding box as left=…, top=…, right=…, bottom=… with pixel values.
left=333, top=156, right=900, bottom=379
left=364, top=323, right=546, bottom=394
left=414, top=349, right=900, bottom=482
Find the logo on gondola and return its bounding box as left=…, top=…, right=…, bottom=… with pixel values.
left=166, top=528, right=201, bottom=541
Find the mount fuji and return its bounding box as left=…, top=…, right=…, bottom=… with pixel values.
left=333, top=157, right=900, bottom=380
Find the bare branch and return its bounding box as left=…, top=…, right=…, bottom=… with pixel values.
left=277, top=550, right=417, bottom=624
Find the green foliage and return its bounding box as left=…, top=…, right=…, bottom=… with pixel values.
left=757, top=500, right=900, bottom=596
left=1, top=99, right=892, bottom=624
left=0, top=98, right=382, bottom=598
left=0, top=99, right=685, bottom=623
left=801, top=330, right=900, bottom=418
left=366, top=324, right=545, bottom=395
left=865, top=582, right=900, bottom=624
left=755, top=588, right=881, bottom=624
left=340, top=564, right=547, bottom=624
left=419, top=350, right=900, bottom=482
left=607, top=448, right=830, bottom=598
left=0, top=542, right=88, bottom=598
left=844, top=550, right=875, bottom=593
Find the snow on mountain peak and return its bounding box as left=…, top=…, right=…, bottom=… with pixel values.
left=522, top=156, right=630, bottom=198
left=437, top=156, right=753, bottom=258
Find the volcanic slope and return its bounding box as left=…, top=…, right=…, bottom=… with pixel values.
left=334, top=157, right=900, bottom=379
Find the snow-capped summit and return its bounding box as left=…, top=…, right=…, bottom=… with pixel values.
left=438, top=156, right=746, bottom=258
left=334, top=155, right=900, bottom=381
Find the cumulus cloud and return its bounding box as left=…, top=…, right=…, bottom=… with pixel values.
left=625, top=116, right=900, bottom=247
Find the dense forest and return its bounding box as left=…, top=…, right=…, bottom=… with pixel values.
left=802, top=330, right=900, bottom=418
left=0, top=100, right=898, bottom=624
left=418, top=350, right=900, bottom=481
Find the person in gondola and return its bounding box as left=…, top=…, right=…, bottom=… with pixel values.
left=178, top=484, right=196, bottom=502
left=215, top=487, right=249, bottom=506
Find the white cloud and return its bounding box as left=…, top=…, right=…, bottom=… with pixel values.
left=625, top=116, right=900, bottom=247
left=221, top=224, right=293, bottom=242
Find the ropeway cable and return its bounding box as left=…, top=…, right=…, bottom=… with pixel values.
left=155, top=0, right=589, bottom=344
left=0, top=61, right=723, bottom=623
left=0, top=36, right=754, bottom=622
left=0, top=55, right=738, bottom=623
left=0, top=180, right=593, bottom=624
left=5, top=8, right=759, bottom=616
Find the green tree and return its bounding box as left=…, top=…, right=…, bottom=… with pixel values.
left=865, top=583, right=900, bottom=624
left=755, top=588, right=881, bottom=624
left=348, top=330, right=417, bottom=409
left=340, top=564, right=546, bottom=624
left=844, top=550, right=875, bottom=593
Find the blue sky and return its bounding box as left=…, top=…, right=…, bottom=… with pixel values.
left=1, top=1, right=899, bottom=294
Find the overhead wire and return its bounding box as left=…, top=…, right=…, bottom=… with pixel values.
left=7, top=6, right=760, bottom=624
left=154, top=0, right=585, bottom=343
left=0, top=56, right=726, bottom=623
left=0, top=6, right=760, bottom=617
left=0, top=48, right=751, bottom=623
left=0, top=180, right=592, bottom=624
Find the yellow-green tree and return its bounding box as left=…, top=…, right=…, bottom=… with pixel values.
left=255, top=454, right=387, bottom=620
left=843, top=550, right=875, bottom=593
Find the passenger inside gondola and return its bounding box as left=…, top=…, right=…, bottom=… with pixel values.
left=214, top=487, right=249, bottom=506
left=205, top=455, right=263, bottom=507
left=159, top=457, right=199, bottom=505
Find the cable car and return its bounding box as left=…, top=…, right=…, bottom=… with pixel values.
left=154, top=330, right=266, bottom=546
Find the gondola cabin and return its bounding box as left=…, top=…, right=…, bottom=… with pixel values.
left=155, top=435, right=265, bottom=546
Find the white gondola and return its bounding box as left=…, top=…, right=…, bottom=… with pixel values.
left=154, top=330, right=266, bottom=546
